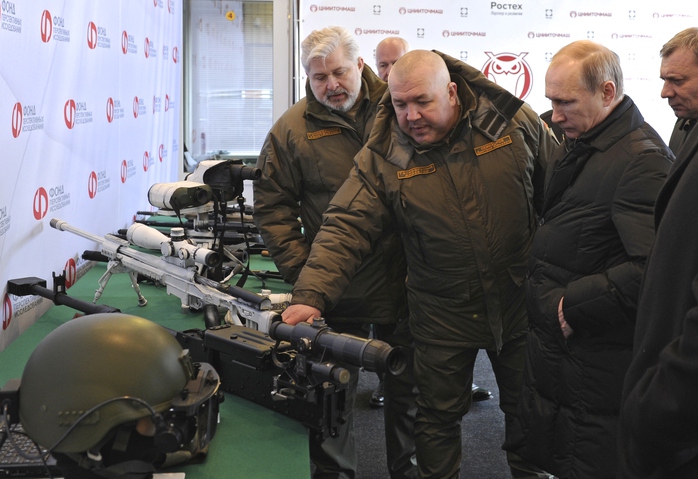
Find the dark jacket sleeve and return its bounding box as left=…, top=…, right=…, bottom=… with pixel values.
left=253, top=119, right=309, bottom=284
left=291, top=152, right=389, bottom=312
left=563, top=151, right=669, bottom=335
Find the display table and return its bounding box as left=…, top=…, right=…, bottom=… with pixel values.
left=0, top=259, right=310, bottom=479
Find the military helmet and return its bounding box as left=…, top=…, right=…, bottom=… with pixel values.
left=19, top=313, right=191, bottom=453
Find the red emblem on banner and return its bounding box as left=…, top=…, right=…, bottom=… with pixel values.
left=64, top=99, right=76, bottom=129
left=482, top=52, right=534, bottom=100
left=33, top=187, right=49, bottom=220
left=40, top=10, right=52, bottom=42
left=88, top=171, right=98, bottom=199
left=87, top=22, right=98, bottom=49
left=11, top=102, right=23, bottom=138
left=106, top=97, right=114, bottom=123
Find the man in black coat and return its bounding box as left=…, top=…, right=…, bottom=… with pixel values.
left=660, top=27, right=698, bottom=156
left=618, top=27, right=698, bottom=478
left=505, top=40, right=673, bottom=478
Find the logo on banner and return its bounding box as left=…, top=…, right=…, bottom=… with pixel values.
left=64, top=258, right=77, bottom=288
left=629, top=10, right=636, bottom=20
left=87, top=22, right=97, bottom=49
left=41, top=10, right=70, bottom=42
left=143, top=151, right=152, bottom=172
left=460, top=51, right=468, bottom=61
left=88, top=171, right=98, bottom=198
left=482, top=52, right=533, bottom=100
left=121, top=160, right=127, bottom=183
left=158, top=144, right=167, bottom=162
left=162, top=44, right=169, bottom=60
left=461, top=8, right=469, bottom=17
left=88, top=170, right=110, bottom=198
left=144, top=37, right=157, bottom=58
left=122, top=30, right=137, bottom=54
left=1, top=1, right=22, bottom=34
left=12, top=102, right=44, bottom=138
left=528, top=31, right=571, bottom=39
left=546, top=9, right=553, bottom=19
left=172, top=137, right=179, bottom=155
left=491, top=2, right=523, bottom=16
left=165, top=94, right=170, bottom=111
left=153, top=95, right=162, bottom=114
left=3, top=294, right=12, bottom=330
left=106, top=98, right=124, bottom=122
left=354, top=28, right=400, bottom=36
left=570, top=11, right=612, bottom=18
left=172, top=46, right=179, bottom=63
left=106, top=98, right=113, bottom=122
left=33, top=187, right=48, bottom=220
left=373, top=5, right=381, bottom=14
left=443, top=30, right=486, bottom=38
left=399, top=7, right=443, bottom=14
left=40, top=9, right=52, bottom=41
left=133, top=97, right=147, bottom=118
left=611, top=32, right=652, bottom=40
left=87, top=21, right=111, bottom=49
left=11, top=102, right=22, bottom=138
left=6, top=293, right=42, bottom=325
left=121, top=159, right=137, bottom=183
left=64, top=99, right=76, bottom=128
left=41, top=185, right=70, bottom=215
left=309, top=4, right=355, bottom=12
left=417, top=28, right=424, bottom=38
left=168, top=0, right=175, bottom=14
left=64, top=99, right=93, bottom=129
left=653, top=11, right=693, bottom=18
left=0, top=205, right=10, bottom=237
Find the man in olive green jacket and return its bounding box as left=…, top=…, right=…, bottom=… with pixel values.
left=254, top=27, right=416, bottom=479
left=284, top=50, right=557, bottom=478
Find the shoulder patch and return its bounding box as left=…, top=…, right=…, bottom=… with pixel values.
left=397, top=163, right=436, bottom=180
left=474, top=135, right=512, bottom=156
left=307, top=128, right=342, bottom=140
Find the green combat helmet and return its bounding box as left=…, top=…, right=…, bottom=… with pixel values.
left=18, top=313, right=214, bottom=456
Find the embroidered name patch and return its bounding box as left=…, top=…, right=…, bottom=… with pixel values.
left=474, top=135, right=512, bottom=156
left=397, top=163, right=436, bottom=179
left=307, top=128, right=341, bottom=140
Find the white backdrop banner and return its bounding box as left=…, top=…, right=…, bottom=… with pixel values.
left=298, top=0, right=695, bottom=144
left=0, top=0, right=181, bottom=350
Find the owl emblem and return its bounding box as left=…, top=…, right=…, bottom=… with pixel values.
left=481, top=52, right=534, bottom=100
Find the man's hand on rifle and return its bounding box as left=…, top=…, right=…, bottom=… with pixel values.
left=282, top=304, right=321, bottom=325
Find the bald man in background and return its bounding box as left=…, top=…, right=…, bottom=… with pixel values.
left=375, top=37, right=409, bottom=81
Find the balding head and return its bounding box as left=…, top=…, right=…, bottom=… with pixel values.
left=389, top=50, right=451, bottom=89
left=388, top=50, right=459, bottom=145
left=375, top=37, right=409, bottom=81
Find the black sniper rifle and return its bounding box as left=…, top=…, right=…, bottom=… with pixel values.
left=49, top=218, right=290, bottom=332
left=174, top=317, right=406, bottom=440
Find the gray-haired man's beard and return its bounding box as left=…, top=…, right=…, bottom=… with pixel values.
left=320, top=87, right=360, bottom=112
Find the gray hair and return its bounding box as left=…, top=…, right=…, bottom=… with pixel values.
left=660, top=27, right=698, bottom=63
left=301, top=26, right=360, bottom=73
left=552, top=40, right=624, bottom=98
